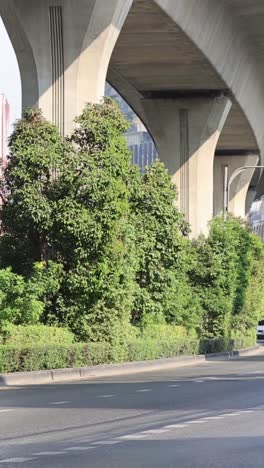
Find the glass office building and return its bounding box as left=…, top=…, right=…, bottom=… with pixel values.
left=105, top=83, right=157, bottom=171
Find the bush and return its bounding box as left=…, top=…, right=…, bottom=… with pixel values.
left=0, top=333, right=252, bottom=374
left=0, top=104, right=263, bottom=353
left=0, top=268, right=44, bottom=327
left=131, top=161, right=201, bottom=330
left=139, top=324, right=197, bottom=340
left=232, top=331, right=256, bottom=350
left=0, top=343, right=112, bottom=373
left=0, top=324, right=74, bottom=346
left=126, top=337, right=199, bottom=361
left=199, top=337, right=234, bottom=354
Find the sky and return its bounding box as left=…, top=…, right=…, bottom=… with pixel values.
left=0, top=17, right=21, bottom=131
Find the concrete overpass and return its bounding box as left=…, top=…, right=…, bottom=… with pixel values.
left=1, top=0, right=263, bottom=236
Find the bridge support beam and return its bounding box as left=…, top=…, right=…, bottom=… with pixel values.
left=0, top=0, right=132, bottom=135
left=214, top=153, right=259, bottom=218
left=245, top=188, right=257, bottom=215
left=141, top=95, right=231, bottom=237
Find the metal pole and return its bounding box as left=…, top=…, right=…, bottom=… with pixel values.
left=223, top=165, right=228, bottom=221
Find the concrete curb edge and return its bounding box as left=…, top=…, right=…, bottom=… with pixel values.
left=0, top=345, right=260, bottom=386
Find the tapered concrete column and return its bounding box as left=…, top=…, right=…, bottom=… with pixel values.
left=214, top=154, right=259, bottom=218
left=141, top=95, right=231, bottom=237
left=0, top=0, right=132, bottom=135
left=245, top=188, right=256, bottom=215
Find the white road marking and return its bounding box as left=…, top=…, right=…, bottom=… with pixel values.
left=97, top=394, right=115, bottom=398
left=194, top=380, right=204, bottom=383
left=34, top=451, right=66, bottom=456
left=141, top=429, right=169, bottom=434
left=168, top=384, right=181, bottom=387
left=0, top=409, right=13, bottom=413
left=50, top=401, right=70, bottom=405
left=202, top=416, right=225, bottom=420
left=204, top=377, right=221, bottom=380
left=242, top=410, right=254, bottom=414
left=93, top=441, right=120, bottom=445
left=65, top=446, right=94, bottom=451
left=119, top=434, right=147, bottom=440
left=186, top=420, right=207, bottom=424
left=136, top=389, right=152, bottom=393
left=223, top=413, right=242, bottom=417
left=164, top=424, right=187, bottom=429
left=0, top=458, right=37, bottom=463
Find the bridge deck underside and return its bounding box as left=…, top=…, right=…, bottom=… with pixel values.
left=109, top=0, right=258, bottom=152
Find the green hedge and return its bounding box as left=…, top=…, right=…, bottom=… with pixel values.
left=0, top=324, right=74, bottom=346
left=199, top=338, right=234, bottom=354
left=0, top=342, right=111, bottom=373
left=126, top=337, right=199, bottom=361
left=0, top=334, right=256, bottom=374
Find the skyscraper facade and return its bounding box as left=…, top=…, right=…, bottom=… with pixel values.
left=105, top=83, right=157, bottom=171
left=0, top=94, right=10, bottom=182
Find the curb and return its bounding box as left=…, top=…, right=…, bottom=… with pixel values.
left=0, top=345, right=261, bottom=386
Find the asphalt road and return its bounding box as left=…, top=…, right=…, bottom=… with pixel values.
left=1, top=348, right=264, bottom=467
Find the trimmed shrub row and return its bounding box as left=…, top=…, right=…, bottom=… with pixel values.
left=0, top=335, right=256, bottom=374
left=0, top=324, right=74, bottom=346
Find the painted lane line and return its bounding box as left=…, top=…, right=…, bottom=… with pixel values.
left=223, top=413, right=242, bottom=417
left=119, top=434, right=148, bottom=440
left=140, top=429, right=169, bottom=434
left=186, top=420, right=207, bottom=424
left=168, top=384, right=181, bottom=387
left=194, top=380, right=204, bottom=383
left=136, top=389, right=152, bottom=393
left=97, top=394, right=115, bottom=398
left=34, top=451, right=66, bottom=456
left=204, top=377, right=220, bottom=380
left=242, top=410, right=254, bottom=414
left=164, top=424, right=187, bottom=429
left=50, top=401, right=70, bottom=405
left=0, top=409, right=13, bottom=413
left=0, top=458, right=37, bottom=464
left=65, top=446, right=94, bottom=451
left=202, top=416, right=225, bottom=420
left=93, top=441, right=121, bottom=445
left=76, top=440, right=94, bottom=444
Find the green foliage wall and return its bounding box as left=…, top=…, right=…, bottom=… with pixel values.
left=191, top=217, right=264, bottom=340
left=0, top=101, right=263, bottom=350
left=131, top=161, right=201, bottom=330
left=0, top=109, right=66, bottom=273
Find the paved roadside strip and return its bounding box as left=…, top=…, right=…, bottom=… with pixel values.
left=0, top=345, right=260, bottom=387
left=0, top=406, right=263, bottom=464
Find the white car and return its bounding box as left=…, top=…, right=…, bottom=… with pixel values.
left=257, top=319, right=264, bottom=339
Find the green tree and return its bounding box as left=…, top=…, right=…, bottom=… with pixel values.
left=0, top=101, right=138, bottom=344
left=191, top=218, right=240, bottom=338
left=190, top=216, right=264, bottom=340
left=131, top=161, right=201, bottom=330
left=0, top=108, right=66, bottom=274
left=0, top=267, right=44, bottom=328
left=232, top=223, right=264, bottom=340
left=48, top=99, right=138, bottom=343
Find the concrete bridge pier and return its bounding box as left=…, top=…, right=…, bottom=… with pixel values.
left=141, top=94, right=231, bottom=238
left=246, top=188, right=257, bottom=215
left=0, top=0, right=132, bottom=135
left=214, top=153, right=259, bottom=219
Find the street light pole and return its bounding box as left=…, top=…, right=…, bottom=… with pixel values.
left=223, top=165, right=264, bottom=220
left=223, top=165, right=228, bottom=221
